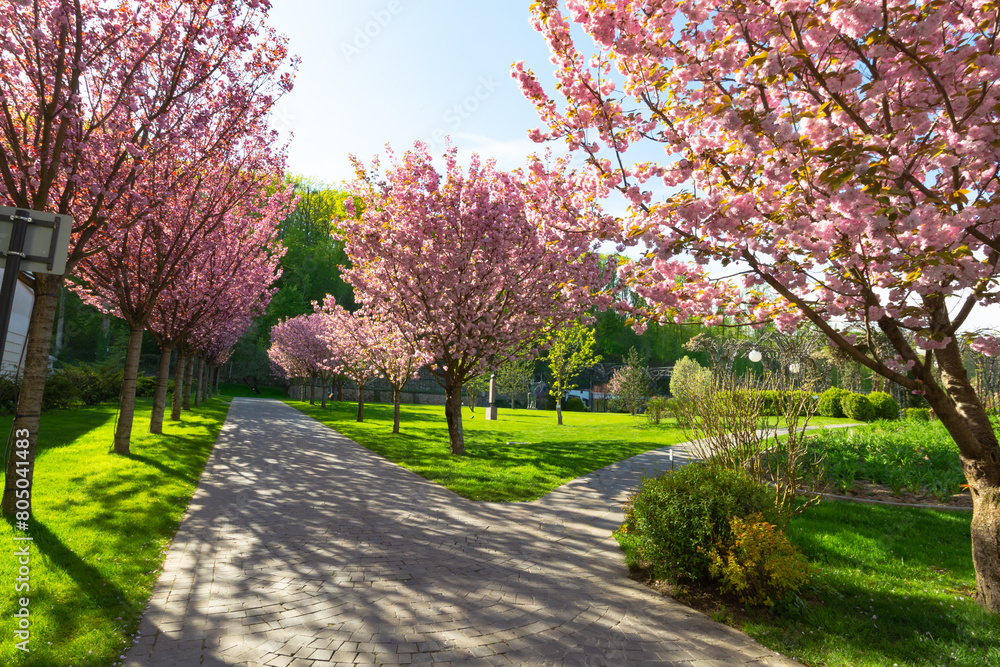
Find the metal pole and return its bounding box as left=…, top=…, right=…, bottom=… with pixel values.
left=0, top=210, right=30, bottom=363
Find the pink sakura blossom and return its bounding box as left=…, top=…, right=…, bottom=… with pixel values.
left=0, top=0, right=296, bottom=511
left=339, top=142, right=608, bottom=454
left=517, top=0, right=1000, bottom=611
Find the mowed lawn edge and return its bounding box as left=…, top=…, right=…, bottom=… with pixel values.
left=0, top=396, right=231, bottom=667
left=286, top=397, right=853, bottom=502
left=286, top=399, right=694, bottom=502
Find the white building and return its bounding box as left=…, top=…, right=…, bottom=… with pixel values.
left=0, top=268, right=35, bottom=375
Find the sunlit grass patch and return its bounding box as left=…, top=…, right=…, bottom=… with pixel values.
left=0, top=397, right=230, bottom=667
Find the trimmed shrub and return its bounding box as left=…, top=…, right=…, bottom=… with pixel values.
left=842, top=393, right=876, bottom=422
left=817, top=387, right=850, bottom=418
left=58, top=361, right=123, bottom=405
left=708, top=513, right=812, bottom=608
left=135, top=375, right=157, bottom=398
left=618, top=463, right=777, bottom=582
left=564, top=396, right=586, bottom=412
left=868, top=391, right=900, bottom=420
left=646, top=396, right=668, bottom=425
left=906, top=407, right=932, bottom=421
left=43, top=373, right=78, bottom=410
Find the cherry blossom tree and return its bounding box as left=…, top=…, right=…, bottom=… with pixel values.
left=515, top=0, right=1000, bottom=611
left=147, top=195, right=286, bottom=432
left=72, top=133, right=289, bottom=454
left=346, top=303, right=431, bottom=433
left=0, top=0, right=295, bottom=513
left=340, top=143, right=609, bottom=454
left=316, top=299, right=377, bottom=422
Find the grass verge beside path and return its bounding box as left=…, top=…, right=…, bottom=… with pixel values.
left=289, top=399, right=854, bottom=502
left=646, top=500, right=999, bottom=667
left=290, top=400, right=694, bottom=501
left=0, top=397, right=230, bottom=667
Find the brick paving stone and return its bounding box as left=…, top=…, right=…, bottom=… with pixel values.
left=126, top=398, right=802, bottom=666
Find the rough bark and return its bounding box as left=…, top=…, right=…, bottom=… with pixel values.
left=171, top=352, right=186, bottom=421
left=112, top=326, right=144, bottom=455
left=183, top=355, right=194, bottom=410
left=444, top=381, right=466, bottom=455
left=356, top=380, right=365, bottom=422
left=1, top=274, right=61, bottom=515
left=321, top=379, right=327, bottom=409
left=923, top=341, right=1000, bottom=613
left=150, top=343, right=173, bottom=434
left=556, top=397, right=563, bottom=426
left=310, top=375, right=316, bottom=405
left=392, top=387, right=401, bottom=434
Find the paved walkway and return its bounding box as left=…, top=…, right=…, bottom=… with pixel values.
left=125, top=399, right=799, bottom=667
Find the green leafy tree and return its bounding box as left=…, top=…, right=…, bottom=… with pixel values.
left=496, top=356, right=535, bottom=409
left=608, top=347, right=651, bottom=421
left=545, top=322, right=601, bottom=425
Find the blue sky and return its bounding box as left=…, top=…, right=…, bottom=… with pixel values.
left=268, top=1, right=999, bottom=333
left=269, top=0, right=558, bottom=184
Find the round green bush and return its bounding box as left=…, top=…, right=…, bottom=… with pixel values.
left=618, top=463, right=777, bottom=582
left=564, top=396, right=586, bottom=412
left=906, top=407, right=931, bottom=421
left=817, top=387, right=850, bottom=418
left=867, top=391, right=900, bottom=420
left=842, top=393, right=876, bottom=422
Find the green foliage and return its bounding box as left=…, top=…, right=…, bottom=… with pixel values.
left=806, top=420, right=969, bottom=500
left=495, top=356, right=535, bottom=410
left=564, top=396, right=586, bottom=412
left=759, top=390, right=819, bottom=417
left=842, top=393, right=876, bottom=422
left=545, top=321, right=601, bottom=419
left=906, top=407, right=932, bottom=421
left=42, top=372, right=78, bottom=410
left=867, top=391, right=900, bottom=420
left=618, top=462, right=777, bottom=582
left=646, top=396, right=668, bottom=425
left=817, top=387, right=850, bottom=418
left=669, top=356, right=711, bottom=402
left=56, top=360, right=125, bottom=405
left=708, top=513, right=812, bottom=608
left=0, top=372, right=19, bottom=414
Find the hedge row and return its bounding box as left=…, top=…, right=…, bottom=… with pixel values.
left=817, top=387, right=900, bottom=421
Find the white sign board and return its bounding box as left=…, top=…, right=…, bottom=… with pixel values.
left=0, top=206, right=72, bottom=275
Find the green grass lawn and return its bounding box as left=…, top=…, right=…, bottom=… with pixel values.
left=744, top=501, right=1000, bottom=666
left=0, top=397, right=230, bottom=667
left=287, top=398, right=852, bottom=501
left=289, top=400, right=690, bottom=501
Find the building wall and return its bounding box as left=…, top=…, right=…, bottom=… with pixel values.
left=0, top=269, right=34, bottom=375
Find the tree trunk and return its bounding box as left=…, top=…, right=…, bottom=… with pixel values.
left=183, top=355, right=194, bottom=410
left=922, top=341, right=1000, bottom=613
left=392, top=386, right=401, bottom=434
left=193, top=358, right=201, bottom=407
left=1, top=273, right=61, bottom=515
left=556, top=396, right=563, bottom=426
left=112, top=326, right=145, bottom=455
left=150, top=343, right=173, bottom=434
left=310, top=375, right=316, bottom=405
left=171, top=352, right=186, bottom=421
left=321, top=379, right=327, bottom=409
left=356, top=380, right=365, bottom=422
left=444, top=380, right=466, bottom=455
